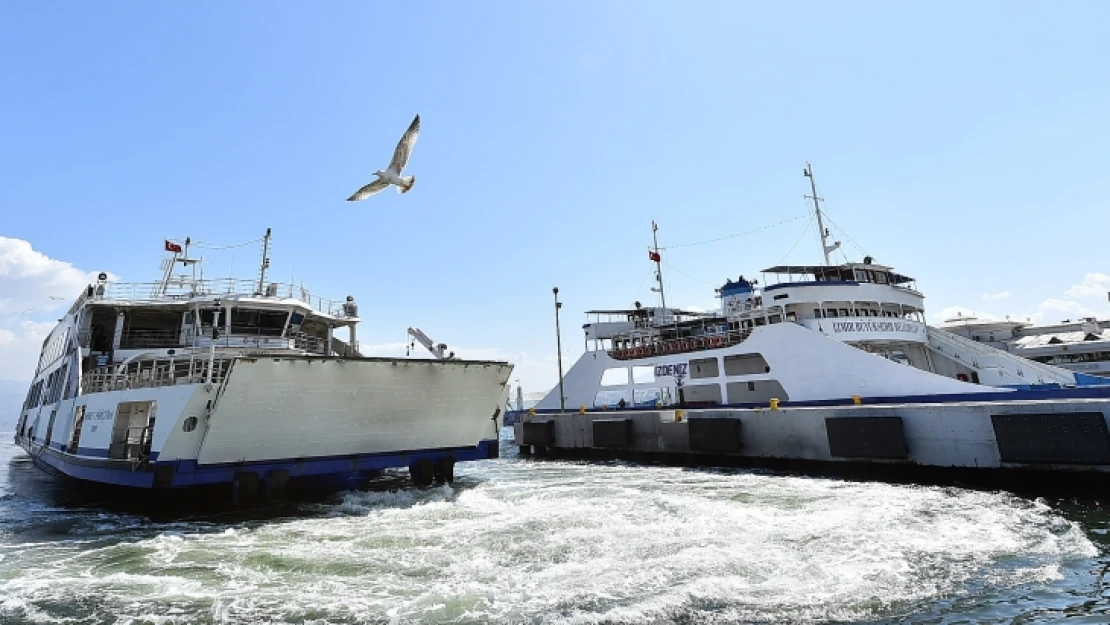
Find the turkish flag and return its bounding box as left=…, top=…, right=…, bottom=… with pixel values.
left=164, top=240, right=183, bottom=253
left=648, top=250, right=661, bottom=262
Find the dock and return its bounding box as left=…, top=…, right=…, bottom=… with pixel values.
left=513, top=397, right=1110, bottom=494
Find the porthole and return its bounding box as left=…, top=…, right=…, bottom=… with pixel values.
left=182, top=416, right=199, bottom=432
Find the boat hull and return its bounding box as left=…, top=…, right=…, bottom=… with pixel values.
left=15, top=356, right=512, bottom=492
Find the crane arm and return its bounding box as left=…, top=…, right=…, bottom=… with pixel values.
left=407, top=327, right=455, bottom=360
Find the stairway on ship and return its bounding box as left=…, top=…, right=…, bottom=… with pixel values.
left=925, top=325, right=1095, bottom=388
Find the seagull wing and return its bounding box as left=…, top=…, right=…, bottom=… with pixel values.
left=346, top=179, right=390, bottom=202
left=386, top=114, right=420, bottom=174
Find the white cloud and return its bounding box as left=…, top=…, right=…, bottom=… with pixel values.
left=0, top=237, right=109, bottom=381
left=1026, top=298, right=1102, bottom=324
left=0, top=237, right=103, bottom=315
left=981, top=291, right=1011, bottom=301
left=1065, top=273, right=1110, bottom=299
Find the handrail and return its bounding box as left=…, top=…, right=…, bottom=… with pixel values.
left=91, top=278, right=354, bottom=318
left=608, top=327, right=753, bottom=360
left=925, top=326, right=1075, bottom=385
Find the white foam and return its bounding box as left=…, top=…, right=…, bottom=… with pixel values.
left=0, top=459, right=1100, bottom=624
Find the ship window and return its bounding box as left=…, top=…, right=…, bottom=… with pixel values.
left=826, top=309, right=838, bottom=318
left=680, top=383, right=722, bottom=405
left=632, top=366, right=654, bottom=384
left=634, top=388, right=662, bottom=406
left=594, top=389, right=632, bottom=408
left=839, top=309, right=849, bottom=316
left=182, top=416, right=198, bottom=432
left=769, top=315, right=782, bottom=324
left=773, top=293, right=789, bottom=300
left=724, top=353, right=770, bottom=376
left=876, top=272, right=888, bottom=284
left=230, top=308, right=288, bottom=337
left=600, top=368, right=629, bottom=386
left=689, top=358, right=719, bottom=379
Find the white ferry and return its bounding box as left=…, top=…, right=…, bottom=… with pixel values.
left=13, top=231, right=512, bottom=498
left=537, top=165, right=1110, bottom=412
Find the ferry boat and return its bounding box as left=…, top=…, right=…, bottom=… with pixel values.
left=13, top=231, right=512, bottom=498
left=536, top=165, right=1110, bottom=412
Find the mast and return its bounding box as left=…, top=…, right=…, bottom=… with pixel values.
left=803, top=163, right=841, bottom=266
left=256, top=227, right=272, bottom=295
left=650, top=220, right=667, bottom=309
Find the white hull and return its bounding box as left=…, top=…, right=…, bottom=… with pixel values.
left=538, top=323, right=1006, bottom=411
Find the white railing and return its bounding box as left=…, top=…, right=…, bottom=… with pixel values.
left=925, top=326, right=1077, bottom=386
left=80, top=358, right=233, bottom=394
left=96, top=278, right=354, bottom=317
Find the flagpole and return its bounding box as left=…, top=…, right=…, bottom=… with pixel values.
left=651, top=221, right=667, bottom=310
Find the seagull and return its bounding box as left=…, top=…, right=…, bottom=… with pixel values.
left=346, top=114, right=421, bottom=201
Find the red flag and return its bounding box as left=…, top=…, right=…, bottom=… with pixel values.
left=164, top=240, right=182, bottom=253
left=648, top=250, right=661, bottom=262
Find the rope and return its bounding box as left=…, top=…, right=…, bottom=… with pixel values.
left=776, top=213, right=816, bottom=265
left=659, top=214, right=808, bottom=250
left=821, top=210, right=870, bottom=258
left=189, top=237, right=266, bottom=251
left=661, top=260, right=717, bottom=287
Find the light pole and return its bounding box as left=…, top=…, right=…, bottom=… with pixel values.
left=553, top=287, right=565, bottom=413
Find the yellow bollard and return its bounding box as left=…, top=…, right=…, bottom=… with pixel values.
left=675, top=409, right=685, bottom=422
left=528, top=407, right=536, bottom=416
left=769, top=398, right=780, bottom=410
left=579, top=405, right=587, bottom=415
left=601, top=404, right=608, bottom=411
left=852, top=395, right=862, bottom=405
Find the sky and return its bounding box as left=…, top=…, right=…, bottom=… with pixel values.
left=1, top=1, right=1109, bottom=408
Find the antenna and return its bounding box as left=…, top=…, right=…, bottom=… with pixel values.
left=256, top=228, right=272, bottom=295
left=804, top=163, right=841, bottom=266
left=650, top=220, right=667, bottom=309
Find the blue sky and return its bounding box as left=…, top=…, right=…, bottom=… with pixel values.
left=1, top=1, right=1109, bottom=398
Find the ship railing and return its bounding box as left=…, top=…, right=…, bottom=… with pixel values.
left=608, top=327, right=753, bottom=360
left=118, top=329, right=181, bottom=350
left=80, top=357, right=234, bottom=395
left=94, top=279, right=353, bottom=317
left=79, top=327, right=333, bottom=356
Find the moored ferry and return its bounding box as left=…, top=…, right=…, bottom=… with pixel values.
left=537, top=165, right=1110, bottom=412
left=13, top=231, right=512, bottom=498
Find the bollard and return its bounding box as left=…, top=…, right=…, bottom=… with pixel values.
left=852, top=395, right=862, bottom=405
left=579, top=405, right=587, bottom=415
left=675, top=409, right=684, bottom=422
left=769, top=398, right=780, bottom=410
left=528, top=407, right=536, bottom=416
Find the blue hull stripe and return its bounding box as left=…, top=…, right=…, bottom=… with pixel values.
left=17, top=439, right=499, bottom=489
left=521, top=384, right=1110, bottom=416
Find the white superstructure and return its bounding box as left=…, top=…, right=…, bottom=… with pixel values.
left=14, top=231, right=512, bottom=494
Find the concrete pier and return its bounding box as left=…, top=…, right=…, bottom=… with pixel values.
left=514, top=399, right=1110, bottom=494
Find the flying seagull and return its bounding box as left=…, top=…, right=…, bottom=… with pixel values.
left=346, top=114, right=421, bottom=201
